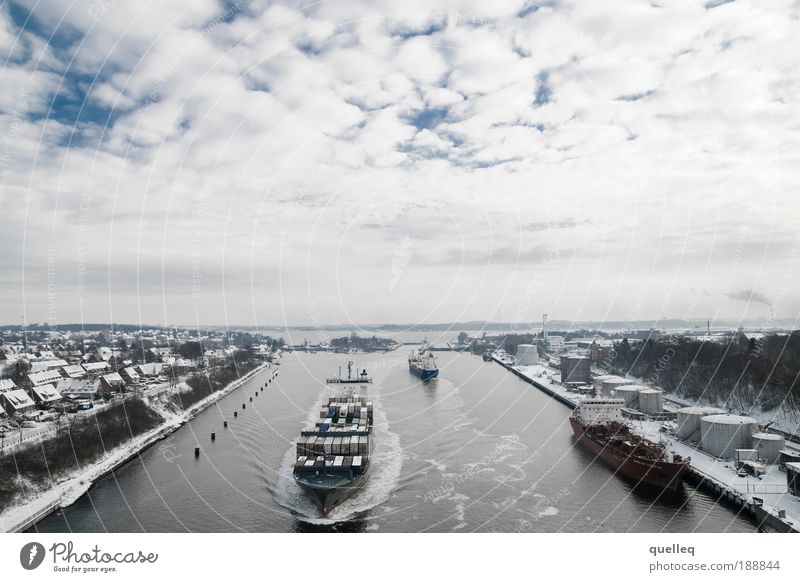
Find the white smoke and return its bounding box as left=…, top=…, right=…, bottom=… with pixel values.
left=725, top=289, right=771, bottom=306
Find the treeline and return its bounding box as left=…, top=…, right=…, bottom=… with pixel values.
left=330, top=334, right=396, bottom=351
left=0, top=398, right=162, bottom=511
left=172, top=354, right=260, bottom=410
left=607, top=333, right=800, bottom=413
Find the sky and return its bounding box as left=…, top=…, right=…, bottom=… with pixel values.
left=0, top=0, right=799, bottom=329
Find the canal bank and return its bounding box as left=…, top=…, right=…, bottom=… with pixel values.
left=489, top=353, right=799, bottom=533
left=26, top=350, right=761, bottom=533
left=1, top=363, right=273, bottom=533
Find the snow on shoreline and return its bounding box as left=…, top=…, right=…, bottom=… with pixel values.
left=0, top=363, right=270, bottom=533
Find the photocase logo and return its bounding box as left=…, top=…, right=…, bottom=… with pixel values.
left=20, top=542, right=46, bottom=570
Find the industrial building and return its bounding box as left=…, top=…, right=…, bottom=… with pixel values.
left=560, top=355, right=590, bottom=385
left=515, top=344, right=539, bottom=366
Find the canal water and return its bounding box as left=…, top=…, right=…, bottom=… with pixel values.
left=32, top=349, right=758, bottom=532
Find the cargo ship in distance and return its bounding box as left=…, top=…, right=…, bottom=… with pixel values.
left=326, top=360, right=372, bottom=384
left=293, top=368, right=374, bottom=514
left=569, top=397, right=690, bottom=492
left=408, top=346, right=439, bottom=380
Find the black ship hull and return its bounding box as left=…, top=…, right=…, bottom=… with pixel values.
left=295, top=467, right=370, bottom=515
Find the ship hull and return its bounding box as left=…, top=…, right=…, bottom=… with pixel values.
left=569, top=417, right=688, bottom=492
left=409, top=363, right=438, bottom=379
left=295, top=468, right=370, bottom=515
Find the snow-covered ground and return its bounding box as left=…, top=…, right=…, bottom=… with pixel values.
left=0, top=363, right=270, bottom=533
left=506, top=360, right=800, bottom=532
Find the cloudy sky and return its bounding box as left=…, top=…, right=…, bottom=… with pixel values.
left=1, top=0, right=798, bottom=328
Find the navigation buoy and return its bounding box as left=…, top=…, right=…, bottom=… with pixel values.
left=211, top=432, right=216, bottom=441
left=224, top=420, right=228, bottom=428
left=249, top=397, right=252, bottom=402
left=194, top=447, right=200, bottom=457
left=242, top=403, right=246, bottom=409
left=234, top=411, right=238, bottom=418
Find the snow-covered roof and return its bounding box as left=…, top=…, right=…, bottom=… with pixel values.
left=29, top=359, right=69, bottom=373
left=31, top=385, right=62, bottom=403
left=62, top=364, right=87, bottom=378
left=2, top=389, right=35, bottom=410
left=56, top=378, right=100, bottom=395
left=82, top=362, right=110, bottom=372
left=101, top=372, right=124, bottom=385
left=702, top=414, right=759, bottom=425
left=0, top=378, right=16, bottom=392
left=137, top=363, right=164, bottom=376
left=28, top=369, right=64, bottom=387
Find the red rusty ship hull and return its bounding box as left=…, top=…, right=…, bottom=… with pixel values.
left=569, top=416, right=689, bottom=492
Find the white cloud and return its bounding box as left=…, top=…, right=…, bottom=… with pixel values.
left=1, top=0, right=799, bottom=326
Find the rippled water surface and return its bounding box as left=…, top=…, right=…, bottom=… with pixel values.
left=32, top=349, right=758, bottom=532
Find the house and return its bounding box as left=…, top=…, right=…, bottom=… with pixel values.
left=0, top=378, right=16, bottom=393
left=1, top=389, right=36, bottom=415
left=61, top=364, right=87, bottom=379
left=136, top=362, right=164, bottom=377
left=30, top=385, right=63, bottom=407
left=82, top=362, right=110, bottom=376
left=56, top=378, right=101, bottom=399
left=29, top=359, right=69, bottom=373
left=120, top=367, right=140, bottom=384
left=169, top=358, right=197, bottom=374
left=100, top=372, right=125, bottom=393
left=590, top=339, right=615, bottom=364
left=27, top=369, right=64, bottom=388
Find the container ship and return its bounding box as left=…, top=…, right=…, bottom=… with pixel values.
left=569, top=397, right=690, bottom=491
left=408, top=347, right=439, bottom=380
left=293, top=372, right=374, bottom=514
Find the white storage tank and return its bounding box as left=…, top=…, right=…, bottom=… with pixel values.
left=613, top=385, right=643, bottom=408
left=600, top=377, right=632, bottom=396
left=638, top=389, right=664, bottom=414
left=676, top=406, right=726, bottom=443
left=700, top=415, right=759, bottom=459
left=752, top=432, right=785, bottom=464
left=515, top=344, right=539, bottom=366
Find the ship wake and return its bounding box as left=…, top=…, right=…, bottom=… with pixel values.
left=272, top=385, right=403, bottom=525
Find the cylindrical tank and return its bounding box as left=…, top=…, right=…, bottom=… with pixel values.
left=676, top=406, right=726, bottom=442
left=600, top=377, right=631, bottom=396
left=752, top=432, right=785, bottom=464
left=638, top=389, right=664, bottom=414
left=613, top=385, right=642, bottom=408
left=700, top=415, right=759, bottom=458
left=515, top=344, right=539, bottom=366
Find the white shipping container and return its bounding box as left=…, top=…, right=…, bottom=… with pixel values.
left=334, top=456, right=344, bottom=467
left=324, top=437, right=334, bottom=454
left=353, top=455, right=362, bottom=467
